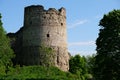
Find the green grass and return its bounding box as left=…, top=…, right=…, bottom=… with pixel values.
left=0, top=66, right=79, bottom=80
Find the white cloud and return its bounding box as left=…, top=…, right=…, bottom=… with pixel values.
left=95, top=15, right=102, bottom=19
left=67, top=20, right=88, bottom=29
left=68, top=50, right=96, bottom=56
left=68, top=41, right=95, bottom=47
left=68, top=41, right=96, bottom=56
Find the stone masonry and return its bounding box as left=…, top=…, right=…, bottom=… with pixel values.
left=7, top=5, right=70, bottom=71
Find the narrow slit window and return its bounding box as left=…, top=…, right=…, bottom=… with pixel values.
left=47, top=34, right=50, bottom=37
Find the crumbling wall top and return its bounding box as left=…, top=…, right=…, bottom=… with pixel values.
left=25, top=5, right=66, bottom=15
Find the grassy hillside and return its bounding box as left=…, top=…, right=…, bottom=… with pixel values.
left=0, top=66, right=79, bottom=80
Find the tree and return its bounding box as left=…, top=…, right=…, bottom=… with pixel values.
left=86, top=54, right=95, bottom=76
left=69, top=54, right=88, bottom=80
left=0, top=13, right=15, bottom=74
left=94, top=10, right=120, bottom=80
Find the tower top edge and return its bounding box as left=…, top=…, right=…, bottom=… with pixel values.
left=25, top=5, right=66, bottom=13
left=25, top=5, right=44, bottom=9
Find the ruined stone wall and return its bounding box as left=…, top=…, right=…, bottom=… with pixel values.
left=9, top=5, right=69, bottom=71
left=23, top=5, right=67, bottom=47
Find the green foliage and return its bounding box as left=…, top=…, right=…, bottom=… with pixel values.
left=69, top=54, right=92, bottom=80
left=94, top=9, right=120, bottom=80
left=39, top=45, right=55, bottom=66
left=0, top=53, right=95, bottom=80
left=0, top=13, right=15, bottom=74
left=0, top=66, right=79, bottom=80
left=86, top=54, right=95, bottom=75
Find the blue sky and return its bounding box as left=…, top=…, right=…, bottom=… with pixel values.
left=0, top=0, right=120, bottom=56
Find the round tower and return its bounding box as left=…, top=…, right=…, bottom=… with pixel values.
left=22, top=5, right=69, bottom=71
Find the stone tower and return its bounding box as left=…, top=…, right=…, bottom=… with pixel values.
left=8, top=5, right=70, bottom=71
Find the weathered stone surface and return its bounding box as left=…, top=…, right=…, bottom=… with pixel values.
left=8, top=5, right=70, bottom=71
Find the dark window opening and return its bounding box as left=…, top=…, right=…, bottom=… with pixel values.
left=44, top=16, right=46, bottom=19
left=47, top=34, right=50, bottom=38
left=61, top=23, right=63, bottom=26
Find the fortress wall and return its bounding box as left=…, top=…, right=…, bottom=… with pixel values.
left=23, top=5, right=67, bottom=47
left=11, top=5, right=69, bottom=71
